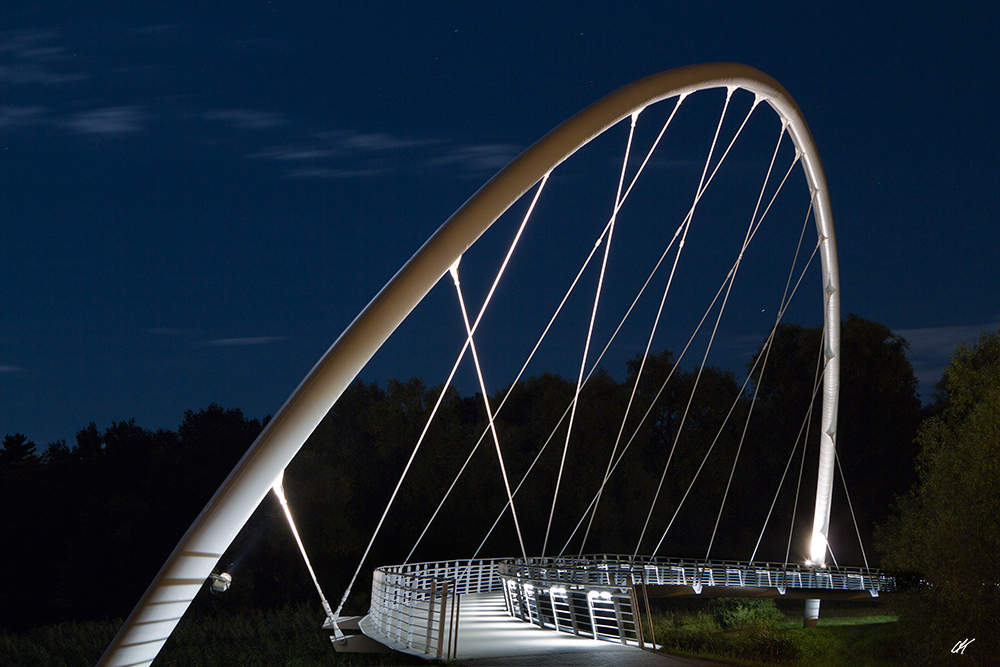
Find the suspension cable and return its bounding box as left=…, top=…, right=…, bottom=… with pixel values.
left=784, top=315, right=828, bottom=568
left=542, top=112, right=638, bottom=556
left=661, top=151, right=805, bottom=559
left=632, top=87, right=743, bottom=556
left=748, top=200, right=823, bottom=563
left=408, top=140, right=686, bottom=562
left=272, top=472, right=335, bottom=623
left=578, top=105, right=703, bottom=554
left=834, top=447, right=872, bottom=571
left=401, top=179, right=548, bottom=563
left=649, top=235, right=821, bottom=557
left=333, top=178, right=547, bottom=613
left=702, top=131, right=801, bottom=561
left=564, top=153, right=815, bottom=557
left=749, top=365, right=826, bottom=562
left=451, top=261, right=528, bottom=559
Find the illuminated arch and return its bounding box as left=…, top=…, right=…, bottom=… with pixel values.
left=98, top=62, right=840, bottom=666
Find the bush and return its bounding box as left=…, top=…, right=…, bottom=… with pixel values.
left=710, top=598, right=783, bottom=630
left=651, top=600, right=795, bottom=664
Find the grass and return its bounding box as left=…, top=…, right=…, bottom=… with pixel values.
left=645, top=598, right=903, bottom=666
left=0, top=604, right=424, bottom=667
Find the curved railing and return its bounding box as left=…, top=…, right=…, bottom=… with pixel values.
left=501, top=554, right=893, bottom=594
left=363, top=558, right=506, bottom=659
left=497, top=555, right=893, bottom=645
left=362, top=555, right=895, bottom=655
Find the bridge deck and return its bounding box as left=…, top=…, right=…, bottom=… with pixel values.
left=361, top=592, right=718, bottom=665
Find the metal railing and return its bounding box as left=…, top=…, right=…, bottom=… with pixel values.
left=501, top=574, right=643, bottom=646
left=500, top=555, right=893, bottom=595
left=366, top=555, right=894, bottom=656
left=366, top=558, right=506, bottom=658
left=497, top=555, right=893, bottom=646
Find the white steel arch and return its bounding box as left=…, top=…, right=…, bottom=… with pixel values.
left=98, top=63, right=840, bottom=666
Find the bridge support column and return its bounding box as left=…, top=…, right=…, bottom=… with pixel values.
left=803, top=599, right=820, bottom=628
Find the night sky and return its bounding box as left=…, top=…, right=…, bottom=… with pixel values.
left=2, top=2, right=998, bottom=446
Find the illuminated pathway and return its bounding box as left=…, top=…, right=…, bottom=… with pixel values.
left=365, top=591, right=722, bottom=666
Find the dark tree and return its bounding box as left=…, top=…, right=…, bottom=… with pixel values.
left=746, top=315, right=921, bottom=565
left=0, top=432, right=38, bottom=467
left=877, top=329, right=1000, bottom=663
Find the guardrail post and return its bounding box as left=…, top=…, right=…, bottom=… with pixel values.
left=436, top=579, right=450, bottom=660
left=450, top=590, right=461, bottom=660
left=425, top=579, right=438, bottom=653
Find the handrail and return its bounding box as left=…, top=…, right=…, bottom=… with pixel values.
left=499, top=554, right=894, bottom=593
left=365, top=558, right=506, bottom=658
left=363, top=555, right=894, bottom=656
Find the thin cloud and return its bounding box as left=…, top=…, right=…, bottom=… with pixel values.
left=0, top=105, right=46, bottom=128
left=252, top=146, right=340, bottom=161
left=259, top=128, right=519, bottom=179
left=203, top=108, right=286, bottom=130
left=338, top=132, right=433, bottom=152
left=425, top=143, right=520, bottom=173
left=203, top=336, right=287, bottom=346
left=0, top=29, right=87, bottom=85
left=0, top=365, right=25, bottom=374
left=0, top=64, right=86, bottom=85
left=131, top=24, right=180, bottom=36
left=287, top=167, right=385, bottom=179
left=0, top=29, right=62, bottom=54
left=65, top=106, right=145, bottom=135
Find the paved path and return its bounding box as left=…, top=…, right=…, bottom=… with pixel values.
left=455, top=646, right=723, bottom=666
left=444, top=593, right=722, bottom=666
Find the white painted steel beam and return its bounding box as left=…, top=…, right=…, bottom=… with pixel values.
left=98, top=63, right=839, bottom=666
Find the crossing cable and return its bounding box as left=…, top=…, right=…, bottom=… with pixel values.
left=542, top=112, right=638, bottom=557
left=579, top=97, right=758, bottom=553
left=332, top=176, right=547, bottom=613
left=631, top=87, right=745, bottom=556
left=398, top=177, right=549, bottom=564
left=562, top=178, right=819, bottom=558
left=702, top=136, right=802, bottom=561
left=412, top=90, right=787, bottom=562
left=509, top=92, right=759, bottom=559
left=750, top=200, right=826, bottom=563
left=784, top=316, right=829, bottom=569
left=748, top=352, right=826, bottom=563
left=405, top=104, right=689, bottom=561
left=580, top=95, right=772, bottom=555
left=649, top=235, right=822, bottom=558
left=454, top=197, right=698, bottom=561
left=451, top=261, right=528, bottom=559
left=406, top=99, right=693, bottom=564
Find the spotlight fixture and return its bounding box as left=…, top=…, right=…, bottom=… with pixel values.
left=209, top=572, right=232, bottom=594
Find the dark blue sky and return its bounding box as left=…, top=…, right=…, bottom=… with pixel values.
left=2, top=2, right=998, bottom=445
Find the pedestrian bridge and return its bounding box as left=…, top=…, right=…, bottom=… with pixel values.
left=355, top=556, right=893, bottom=660
left=99, top=64, right=886, bottom=667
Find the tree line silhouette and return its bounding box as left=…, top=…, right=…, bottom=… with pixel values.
left=1, top=316, right=922, bottom=631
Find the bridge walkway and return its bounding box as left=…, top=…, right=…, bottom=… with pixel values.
left=363, top=591, right=721, bottom=665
